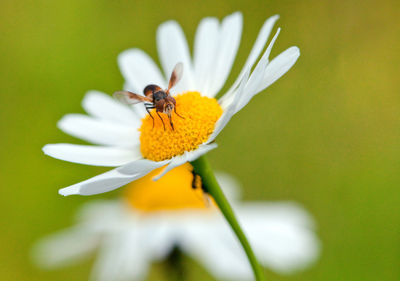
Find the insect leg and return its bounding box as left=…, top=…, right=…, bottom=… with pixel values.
left=174, top=107, right=185, bottom=119
left=145, top=104, right=155, bottom=128
left=168, top=114, right=174, bottom=131
left=156, top=111, right=166, bottom=131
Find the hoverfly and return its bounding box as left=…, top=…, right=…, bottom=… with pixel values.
left=114, top=62, right=184, bottom=130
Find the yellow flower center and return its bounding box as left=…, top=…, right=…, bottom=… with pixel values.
left=139, top=91, right=223, bottom=161
left=124, top=163, right=213, bottom=213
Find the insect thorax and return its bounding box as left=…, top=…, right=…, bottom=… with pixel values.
left=153, top=91, right=167, bottom=101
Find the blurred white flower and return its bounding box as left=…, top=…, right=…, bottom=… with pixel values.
left=33, top=164, right=320, bottom=281
left=42, top=12, right=300, bottom=196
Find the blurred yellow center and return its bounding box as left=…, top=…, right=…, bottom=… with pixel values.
left=124, top=163, right=212, bottom=212
left=139, top=92, right=222, bottom=161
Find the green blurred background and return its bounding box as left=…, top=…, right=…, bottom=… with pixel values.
left=0, top=0, right=399, bottom=280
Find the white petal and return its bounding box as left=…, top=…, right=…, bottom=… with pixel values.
left=118, top=48, right=166, bottom=94
left=216, top=39, right=300, bottom=132
left=82, top=90, right=141, bottom=127
left=220, top=27, right=279, bottom=112
left=223, top=29, right=280, bottom=114
left=117, top=158, right=170, bottom=175
left=193, top=17, right=220, bottom=95
left=32, top=227, right=98, bottom=269
left=152, top=153, right=188, bottom=181
left=233, top=28, right=281, bottom=113
left=58, top=159, right=168, bottom=196
left=215, top=171, right=242, bottom=202
left=181, top=201, right=319, bottom=278
left=138, top=217, right=177, bottom=261
left=77, top=200, right=131, bottom=232
left=90, top=233, right=122, bottom=281
left=157, top=21, right=194, bottom=93
left=58, top=114, right=139, bottom=147
left=207, top=12, right=243, bottom=96
left=59, top=169, right=134, bottom=196
left=43, top=144, right=141, bottom=167
left=258, top=46, right=300, bottom=93
left=242, top=202, right=316, bottom=228
left=153, top=143, right=218, bottom=180
left=237, top=15, right=279, bottom=83
left=238, top=202, right=320, bottom=274
left=207, top=68, right=250, bottom=142
left=118, top=231, right=151, bottom=280
left=219, top=15, right=279, bottom=105
left=90, top=231, right=150, bottom=281
left=132, top=103, right=147, bottom=119
left=180, top=218, right=254, bottom=280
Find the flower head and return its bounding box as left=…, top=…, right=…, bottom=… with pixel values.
left=33, top=166, right=319, bottom=281
left=139, top=92, right=223, bottom=161
left=43, top=12, right=300, bottom=196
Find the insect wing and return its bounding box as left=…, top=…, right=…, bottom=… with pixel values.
left=167, top=62, right=183, bottom=92
left=113, top=91, right=152, bottom=104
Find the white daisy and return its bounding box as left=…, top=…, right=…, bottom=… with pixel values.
left=33, top=164, right=319, bottom=281
left=43, top=12, right=300, bottom=196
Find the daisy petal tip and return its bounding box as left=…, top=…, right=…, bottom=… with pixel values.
left=272, top=14, right=280, bottom=20
left=42, top=144, right=53, bottom=155
left=259, top=15, right=280, bottom=32
left=225, top=11, right=243, bottom=25
left=276, top=46, right=301, bottom=69
left=230, top=11, right=243, bottom=18
left=56, top=114, right=72, bottom=131
left=293, top=46, right=301, bottom=57
left=158, top=20, right=180, bottom=32
left=84, top=90, right=102, bottom=99
left=58, top=190, right=68, bottom=197
left=287, top=46, right=301, bottom=64
left=82, top=90, right=105, bottom=108
left=58, top=186, right=79, bottom=196
left=117, top=48, right=140, bottom=64
left=152, top=172, right=164, bottom=182
left=151, top=163, right=173, bottom=181
left=117, top=49, right=129, bottom=65
left=208, top=142, right=218, bottom=150
left=56, top=117, right=66, bottom=129
left=118, top=47, right=134, bottom=57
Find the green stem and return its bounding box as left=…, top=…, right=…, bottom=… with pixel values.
left=191, top=156, right=265, bottom=281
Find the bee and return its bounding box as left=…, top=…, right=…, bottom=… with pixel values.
left=114, top=62, right=184, bottom=130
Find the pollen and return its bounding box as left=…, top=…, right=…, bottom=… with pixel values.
left=139, top=91, right=223, bottom=161
left=124, top=163, right=213, bottom=213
